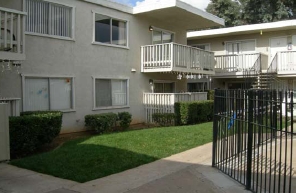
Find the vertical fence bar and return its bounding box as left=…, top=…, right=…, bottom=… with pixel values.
left=246, top=90, right=254, bottom=190
left=212, top=89, right=219, bottom=167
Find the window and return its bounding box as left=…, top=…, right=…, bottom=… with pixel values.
left=192, top=44, right=210, bottom=51
left=94, top=13, right=127, bottom=46
left=152, top=28, right=174, bottom=44
left=25, top=0, right=74, bottom=38
left=24, top=77, right=74, bottom=111
left=154, top=82, right=175, bottom=93
left=226, top=40, right=255, bottom=54
left=94, top=78, right=128, bottom=108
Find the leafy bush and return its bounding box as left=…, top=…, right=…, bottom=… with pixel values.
left=10, top=111, right=62, bottom=157
left=207, top=90, right=214, bottom=100
left=175, top=100, right=214, bottom=125
left=118, top=112, right=132, bottom=130
left=85, top=113, right=117, bottom=133
left=152, top=113, right=175, bottom=127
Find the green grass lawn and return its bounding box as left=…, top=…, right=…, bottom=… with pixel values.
left=10, top=122, right=213, bottom=183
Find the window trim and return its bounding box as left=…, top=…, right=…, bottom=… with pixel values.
left=92, top=10, right=129, bottom=49
left=92, top=76, right=130, bottom=110
left=24, top=0, right=76, bottom=40
left=224, top=39, right=257, bottom=54
left=21, top=74, right=76, bottom=112
left=153, top=80, right=176, bottom=93
left=190, top=43, right=211, bottom=51
left=151, top=26, right=175, bottom=45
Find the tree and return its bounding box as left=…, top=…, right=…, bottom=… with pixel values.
left=206, top=0, right=244, bottom=27
left=206, top=0, right=295, bottom=26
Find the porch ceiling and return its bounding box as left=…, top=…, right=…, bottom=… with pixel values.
left=133, top=0, right=224, bottom=30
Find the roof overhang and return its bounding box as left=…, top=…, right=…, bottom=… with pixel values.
left=133, top=0, right=224, bottom=30
left=188, top=20, right=296, bottom=40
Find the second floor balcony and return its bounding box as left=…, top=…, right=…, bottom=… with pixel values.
left=268, top=51, right=296, bottom=75
left=141, top=43, right=215, bottom=75
left=0, top=7, right=26, bottom=61
left=214, top=52, right=268, bottom=77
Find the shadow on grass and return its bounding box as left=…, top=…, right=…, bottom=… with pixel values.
left=10, top=138, right=158, bottom=183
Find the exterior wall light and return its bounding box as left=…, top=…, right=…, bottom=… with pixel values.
left=149, top=26, right=153, bottom=31
left=149, top=79, right=154, bottom=85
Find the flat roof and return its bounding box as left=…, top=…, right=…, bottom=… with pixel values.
left=83, top=0, right=224, bottom=29
left=187, top=20, right=296, bottom=40
left=133, top=0, right=224, bottom=29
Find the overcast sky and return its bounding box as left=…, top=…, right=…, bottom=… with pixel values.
left=113, top=0, right=211, bottom=10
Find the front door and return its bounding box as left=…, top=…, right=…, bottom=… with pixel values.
left=270, top=37, right=287, bottom=65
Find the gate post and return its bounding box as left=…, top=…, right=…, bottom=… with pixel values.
left=246, top=90, right=254, bottom=190
left=212, top=89, right=219, bottom=167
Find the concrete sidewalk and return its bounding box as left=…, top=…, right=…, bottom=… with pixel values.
left=0, top=143, right=250, bottom=193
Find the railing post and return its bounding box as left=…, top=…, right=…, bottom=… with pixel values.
left=212, top=89, right=219, bottom=167
left=171, top=43, right=174, bottom=70
left=246, top=90, right=254, bottom=190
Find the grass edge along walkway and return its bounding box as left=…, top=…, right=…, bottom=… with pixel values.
left=10, top=122, right=213, bottom=183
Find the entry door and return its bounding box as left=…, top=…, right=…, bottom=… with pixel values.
left=270, top=37, right=287, bottom=64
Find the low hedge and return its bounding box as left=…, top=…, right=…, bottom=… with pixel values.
left=118, top=112, right=132, bottom=130
left=207, top=90, right=214, bottom=100
left=85, top=112, right=133, bottom=133
left=152, top=113, right=175, bottom=127
left=10, top=111, right=63, bottom=157
left=175, top=100, right=214, bottom=125
left=85, top=113, right=118, bottom=133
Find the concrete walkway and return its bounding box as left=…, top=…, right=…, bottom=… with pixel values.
left=0, top=143, right=250, bottom=193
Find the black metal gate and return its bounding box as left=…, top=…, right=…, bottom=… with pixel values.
left=212, top=89, right=295, bottom=193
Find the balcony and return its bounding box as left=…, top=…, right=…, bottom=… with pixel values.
left=214, top=53, right=266, bottom=77
left=141, top=43, right=215, bottom=75
left=0, top=98, right=21, bottom=116
left=268, top=51, right=296, bottom=75
left=0, top=7, right=26, bottom=61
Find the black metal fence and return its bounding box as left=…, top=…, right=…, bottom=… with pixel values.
left=212, top=89, right=295, bottom=193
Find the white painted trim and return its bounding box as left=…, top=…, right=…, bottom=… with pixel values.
left=92, top=42, right=130, bottom=49
left=133, top=0, right=224, bottom=26
left=190, top=43, right=211, bottom=51
left=92, top=77, right=130, bottom=110
left=21, top=74, right=76, bottom=111
left=24, top=0, right=76, bottom=39
left=224, top=39, right=257, bottom=54
left=92, top=11, right=129, bottom=48
left=188, top=20, right=296, bottom=39
left=151, top=26, right=176, bottom=44
left=0, top=7, right=27, bottom=15
left=25, top=32, right=75, bottom=41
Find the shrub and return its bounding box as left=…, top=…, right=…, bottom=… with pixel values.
left=175, top=100, right=214, bottom=125
left=9, top=111, right=62, bottom=157
left=85, top=113, right=117, bottom=133
left=207, top=90, right=214, bottom=100
left=118, top=112, right=132, bottom=130
left=152, top=113, right=175, bottom=127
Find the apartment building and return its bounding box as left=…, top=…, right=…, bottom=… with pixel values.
left=0, top=0, right=224, bottom=132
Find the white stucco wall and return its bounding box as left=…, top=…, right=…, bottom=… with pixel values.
left=0, top=0, right=191, bottom=133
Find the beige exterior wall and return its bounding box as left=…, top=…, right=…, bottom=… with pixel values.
left=0, top=0, right=193, bottom=133
left=188, top=29, right=296, bottom=56
left=188, top=29, right=296, bottom=90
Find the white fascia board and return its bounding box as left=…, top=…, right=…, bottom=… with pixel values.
left=188, top=20, right=296, bottom=39
left=133, top=0, right=224, bottom=27
left=82, top=0, right=133, bottom=14
left=175, top=0, right=224, bottom=26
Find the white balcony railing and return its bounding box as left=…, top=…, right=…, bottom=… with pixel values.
left=215, top=53, right=261, bottom=74
left=143, top=92, right=207, bottom=123
left=269, top=51, right=296, bottom=73
left=141, top=43, right=215, bottom=75
left=0, top=98, right=21, bottom=116
left=0, top=7, right=26, bottom=61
